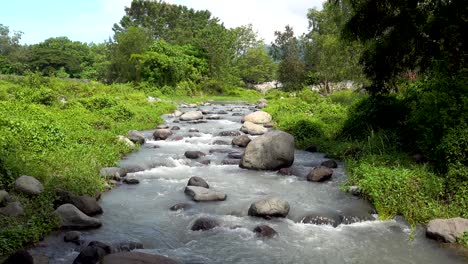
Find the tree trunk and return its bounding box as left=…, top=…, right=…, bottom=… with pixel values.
left=324, top=80, right=331, bottom=94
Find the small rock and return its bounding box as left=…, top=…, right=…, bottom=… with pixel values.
left=248, top=198, right=290, bottom=218
left=191, top=217, right=220, bottom=231
left=127, top=130, right=145, bottom=145
left=263, top=122, right=274, bottom=128
left=301, top=214, right=340, bottom=227
left=258, top=102, right=267, bottom=109
left=185, top=151, right=206, bottom=159
left=209, top=149, right=231, bottom=154
left=187, top=176, right=209, bottom=188
left=426, top=217, right=468, bottom=243
left=171, top=136, right=184, bottom=141
left=217, top=110, right=228, bottom=114
left=187, top=120, right=207, bottom=124
left=101, top=252, right=179, bottom=264
left=321, top=159, right=338, bottom=168
left=212, top=140, right=229, bottom=145
left=206, top=115, right=221, bottom=120
left=218, top=130, right=243, bottom=137
left=188, top=128, right=199, bottom=132
left=100, top=167, right=126, bottom=180
left=73, top=243, right=109, bottom=264
left=339, top=214, right=374, bottom=225
left=0, top=202, right=25, bottom=217
left=180, top=111, right=203, bottom=121
left=172, top=110, right=183, bottom=117
left=113, top=241, right=144, bottom=252
left=55, top=204, right=102, bottom=229
left=153, top=129, right=172, bottom=140
left=0, top=190, right=11, bottom=207
left=221, top=159, right=240, bottom=165
left=169, top=203, right=191, bottom=211
left=123, top=175, right=140, bottom=184
left=15, top=175, right=44, bottom=195
left=232, top=113, right=244, bottom=116
left=243, top=111, right=272, bottom=124
left=170, top=126, right=180, bottom=130
left=307, top=166, right=333, bottom=182
left=3, top=250, right=33, bottom=264
left=156, top=124, right=169, bottom=129
left=232, top=135, right=251, bottom=147
left=198, top=160, right=211, bottom=165
left=253, top=225, right=278, bottom=238
left=184, top=186, right=227, bottom=202
left=348, top=186, right=362, bottom=196
left=241, top=121, right=268, bottom=135
left=228, top=151, right=243, bottom=159
left=64, top=231, right=81, bottom=244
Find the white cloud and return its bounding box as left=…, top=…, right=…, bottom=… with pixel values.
left=167, top=0, right=324, bottom=43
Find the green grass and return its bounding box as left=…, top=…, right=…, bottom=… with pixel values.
left=0, top=75, right=175, bottom=255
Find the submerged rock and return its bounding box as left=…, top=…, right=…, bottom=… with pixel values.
left=248, top=198, right=290, bottom=218
left=184, top=186, right=226, bottom=202
left=240, top=131, right=295, bottom=170
left=228, top=151, right=243, bottom=159
left=221, top=159, right=241, bottom=165
left=184, top=151, right=206, bottom=159
left=253, top=225, right=278, bottom=238
left=123, top=175, right=140, bottom=184
left=301, top=214, right=340, bottom=227
left=191, top=217, right=220, bottom=231
left=169, top=203, right=191, bottom=211
left=218, top=130, right=243, bottom=137
left=64, top=231, right=81, bottom=244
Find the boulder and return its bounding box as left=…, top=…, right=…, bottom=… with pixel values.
left=187, top=176, right=209, bottom=188
left=55, top=204, right=102, bottom=229
left=0, top=202, right=24, bottom=217
left=124, top=175, right=140, bottom=184
left=127, top=130, right=145, bottom=145
left=218, top=130, right=243, bottom=137
left=70, top=195, right=103, bottom=216
left=153, top=129, right=172, bottom=140
left=240, top=131, right=295, bottom=170
left=15, top=175, right=44, bottom=195
left=321, top=159, right=338, bottom=168
left=248, top=198, right=290, bottom=218
left=184, top=151, right=206, bottom=159
left=241, top=121, right=268, bottom=135
left=232, top=135, right=251, bottom=147
left=169, top=203, right=191, bottom=211
left=228, top=151, right=243, bottom=159
left=64, top=231, right=81, bottom=244
left=243, top=111, right=272, bottom=124
left=184, top=186, right=226, bottom=202
left=426, top=217, right=468, bottom=243
left=100, top=167, right=126, bottom=180
left=180, top=111, right=203, bottom=121
left=3, top=250, right=34, bottom=264
left=101, top=252, right=179, bottom=264
left=307, top=166, right=333, bottom=182
left=117, top=136, right=135, bottom=148
left=170, top=126, right=181, bottom=130
left=191, top=217, right=220, bottom=231
left=0, top=189, right=10, bottom=207
left=253, top=225, right=278, bottom=238
left=156, top=124, right=169, bottom=129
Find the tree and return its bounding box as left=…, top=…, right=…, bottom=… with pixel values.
left=304, top=1, right=364, bottom=93
left=343, top=0, right=468, bottom=94
left=271, top=26, right=307, bottom=90
left=236, top=46, right=276, bottom=84
left=0, top=24, right=27, bottom=74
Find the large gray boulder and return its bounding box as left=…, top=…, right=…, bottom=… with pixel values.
left=184, top=186, right=226, bottom=202
left=248, top=198, right=290, bottom=218
left=187, top=176, right=209, bottom=188
left=232, top=135, right=251, bottom=147
left=241, top=121, right=268, bottom=135
left=153, top=129, right=172, bottom=140
left=127, top=130, right=145, bottom=145
left=55, top=204, right=102, bottom=229
left=15, top=175, right=44, bottom=195
left=102, top=252, right=179, bottom=264
left=426, top=217, right=468, bottom=243
left=180, top=111, right=203, bottom=121
left=244, top=111, right=272, bottom=124
left=240, top=130, right=295, bottom=170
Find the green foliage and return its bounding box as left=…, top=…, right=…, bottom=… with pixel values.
left=236, top=46, right=276, bottom=84
left=0, top=77, right=175, bottom=254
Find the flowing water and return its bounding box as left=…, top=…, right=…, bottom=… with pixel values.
left=31, top=103, right=466, bottom=264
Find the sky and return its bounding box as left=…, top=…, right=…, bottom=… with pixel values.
left=1, top=0, right=324, bottom=45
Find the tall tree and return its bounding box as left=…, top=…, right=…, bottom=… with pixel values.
left=0, top=24, right=27, bottom=74
left=271, top=26, right=307, bottom=90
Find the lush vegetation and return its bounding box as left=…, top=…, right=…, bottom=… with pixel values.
left=0, top=0, right=467, bottom=255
